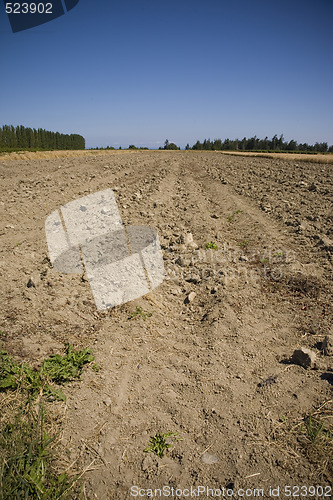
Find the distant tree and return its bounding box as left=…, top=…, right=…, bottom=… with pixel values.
left=270, top=135, right=277, bottom=150
left=286, top=139, right=297, bottom=151
left=164, top=139, right=179, bottom=150
left=128, top=144, right=137, bottom=149
left=166, top=142, right=179, bottom=150
left=223, top=138, right=232, bottom=150
left=277, top=134, right=284, bottom=150
left=0, top=124, right=85, bottom=151
left=186, top=135, right=333, bottom=153
left=192, top=140, right=203, bottom=150
left=315, top=142, right=328, bottom=153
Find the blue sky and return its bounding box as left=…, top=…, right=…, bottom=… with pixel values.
left=1, top=0, right=332, bottom=149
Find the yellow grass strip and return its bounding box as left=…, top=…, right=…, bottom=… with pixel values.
left=216, top=150, right=333, bottom=164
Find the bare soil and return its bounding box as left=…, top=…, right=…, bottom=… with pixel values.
left=0, top=151, right=332, bottom=498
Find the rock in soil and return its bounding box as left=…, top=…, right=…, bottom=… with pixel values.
left=291, top=348, right=316, bottom=369
left=322, top=335, right=333, bottom=356
left=185, top=291, right=196, bottom=304
left=201, top=452, right=219, bottom=464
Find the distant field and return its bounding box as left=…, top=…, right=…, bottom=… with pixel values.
left=1, top=149, right=333, bottom=163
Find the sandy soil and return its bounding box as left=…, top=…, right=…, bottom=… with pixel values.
left=0, top=151, right=332, bottom=498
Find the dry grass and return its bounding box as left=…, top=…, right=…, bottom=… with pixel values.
left=1, top=149, right=332, bottom=163
left=0, top=392, right=79, bottom=499
left=271, top=400, right=333, bottom=483
left=216, top=150, right=333, bottom=164
left=0, top=149, right=136, bottom=162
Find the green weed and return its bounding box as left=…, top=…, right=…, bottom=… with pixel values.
left=0, top=344, right=94, bottom=401
left=227, top=209, right=243, bottom=222
left=205, top=242, right=218, bottom=250
left=129, top=306, right=152, bottom=320
left=238, top=239, right=249, bottom=249
left=304, top=415, right=331, bottom=444
left=144, top=431, right=180, bottom=459
left=41, top=344, right=94, bottom=384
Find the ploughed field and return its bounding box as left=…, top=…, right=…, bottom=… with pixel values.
left=0, top=151, right=332, bottom=497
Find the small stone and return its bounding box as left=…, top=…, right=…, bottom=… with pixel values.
left=27, top=278, right=36, bottom=288
left=201, top=453, right=219, bottom=464
left=186, top=274, right=200, bottom=284
left=176, top=256, right=185, bottom=267
left=239, top=255, right=248, bottom=262
left=103, top=397, right=112, bottom=407
left=27, top=273, right=40, bottom=288
left=308, top=183, right=317, bottom=192
left=182, top=233, right=194, bottom=245
left=185, top=291, right=196, bottom=304
left=291, top=348, right=316, bottom=369
left=319, top=235, right=333, bottom=252
left=322, top=335, right=333, bottom=356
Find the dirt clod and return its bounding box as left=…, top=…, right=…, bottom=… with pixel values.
left=322, top=335, right=333, bottom=356
left=291, top=348, right=317, bottom=369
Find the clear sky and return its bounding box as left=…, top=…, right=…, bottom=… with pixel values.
left=1, top=0, right=332, bottom=149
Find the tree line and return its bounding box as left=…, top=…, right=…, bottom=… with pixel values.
left=0, top=124, right=85, bottom=152
left=185, top=135, right=332, bottom=153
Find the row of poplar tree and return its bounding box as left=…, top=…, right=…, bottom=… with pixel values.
left=186, top=135, right=332, bottom=153
left=0, top=125, right=85, bottom=151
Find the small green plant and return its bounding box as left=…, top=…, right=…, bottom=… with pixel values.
left=0, top=344, right=94, bottom=401
left=304, top=415, right=327, bottom=443
left=238, top=239, right=249, bottom=249
left=92, top=363, right=100, bottom=372
left=129, top=306, right=152, bottom=320
left=227, top=209, right=242, bottom=222
left=41, top=344, right=94, bottom=384
left=205, top=242, right=218, bottom=250
left=144, top=431, right=180, bottom=458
